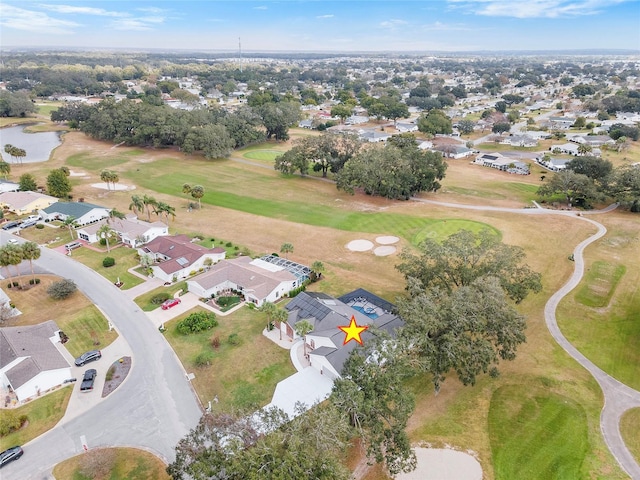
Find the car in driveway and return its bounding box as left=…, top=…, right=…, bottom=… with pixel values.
left=161, top=298, right=181, bottom=310
left=0, top=446, right=23, bottom=468
left=80, top=369, right=97, bottom=392
left=74, top=350, right=101, bottom=367
left=1, top=221, right=22, bottom=230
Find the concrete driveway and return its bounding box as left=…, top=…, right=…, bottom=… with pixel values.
left=263, top=367, right=334, bottom=419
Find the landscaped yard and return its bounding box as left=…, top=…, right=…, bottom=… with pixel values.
left=5, top=275, right=118, bottom=356
left=52, top=447, right=170, bottom=480
left=68, top=245, right=143, bottom=290
left=163, top=306, right=294, bottom=410
left=0, top=386, right=73, bottom=451
left=134, top=282, right=186, bottom=311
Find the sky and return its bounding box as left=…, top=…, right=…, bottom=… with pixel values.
left=1, top=0, right=639, bottom=52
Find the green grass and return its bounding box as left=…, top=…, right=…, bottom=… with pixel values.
left=620, top=408, right=640, bottom=465
left=164, top=306, right=294, bottom=410
left=69, top=246, right=143, bottom=290
left=134, top=282, right=186, bottom=311
left=0, top=386, right=72, bottom=450
left=63, top=305, right=119, bottom=357
left=36, top=103, right=62, bottom=116
left=574, top=261, right=626, bottom=307
left=488, top=384, right=588, bottom=480
left=412, top=219, right=499, bottom=245
left=242, top=149, right=283, bottom=162
left=446, top=182, right=539, bottom=204
left=65, top=152, right=132, bottom=170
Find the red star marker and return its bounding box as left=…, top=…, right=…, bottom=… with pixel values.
left=339, top=315, right=369, bottom=345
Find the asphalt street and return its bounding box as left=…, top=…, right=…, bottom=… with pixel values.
left=0, top=233, right=203, bottom=479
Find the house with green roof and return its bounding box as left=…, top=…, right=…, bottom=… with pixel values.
left=40, top=201, right=111, bottom=226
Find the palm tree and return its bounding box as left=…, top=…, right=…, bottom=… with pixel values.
left=4, top=244, right=23, bottom=287
left=100, top=170, right=112, bottom=190
left=189, top=185, right=204, bottom=209
left=182, top=183, right=192, bottom=199
left=21, top=241, right=41, bottom=284
left=280, top=243, right=294, bottom=260
left=110, top=171, right=120, bottom=190
left=154, top=201, right=175, bottom=225
left=13, top=148, right=26, bottom=164
left=0, top=245, right=16, bottom=288
left=142, top=194, right=157, bottom=222
left=97, top=223, right=116, bottom=253
left=577, top=144, right=592, bottom=156
left=294, top=319, right=314, bottom=356
left=129, top=195, right=144, bottom=217
left=260, top=301, right=277, bottom=330
left=0, top=161, right=10, bottom=179
left=108, top=208, right=126, bottom=222
left=62, top=216, right=78, bottom=240
left=273, top=308, right=288, bottom=341
left=310, top=260, right=325, bottom=281
left=4, top=145, right=15, bottom=163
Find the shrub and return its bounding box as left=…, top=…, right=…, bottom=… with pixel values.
left=29, top=278, right=41, bottom=285
left=47, top=279, right=77, bottom=300
left=211, top=335, right=220, bottom=349
left=228, top=333, right=240, bottom=346
left=216, top=296, right=240, bottom=308
left=177, top=311, right=218, bottom=335
left=0, top=410, right=28, bottom=436
left=194, top=350, right=214, bottom=367
left=105, top=365, right=116, bottom=381
left=102, top=257, right=115, bottom=268
left=151, top=292, right=171, bottom=305
left=36, top=223, right=44, bottom=229
left=225, top=241, right=233, bottom=247
left=99, top=238, right=107, bottom=246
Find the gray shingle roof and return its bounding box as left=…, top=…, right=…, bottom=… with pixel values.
left=43, top=201, right=108, bottom=218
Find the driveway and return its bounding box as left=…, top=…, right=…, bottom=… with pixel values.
left=263, top=367, right=334, bottom=419
left=0, top=232, right=203, bottom=479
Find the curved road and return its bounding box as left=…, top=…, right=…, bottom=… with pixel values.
left=1, top=234, right=202, bottom=479
left=412, top=198, right=640, bottom=478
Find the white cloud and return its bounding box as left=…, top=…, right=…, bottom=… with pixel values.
left=253, top=5, right=268, bottom=10
left=109, top=18, right=153, bottom=31
left=316, top=14, right=335, bottom=19
left=0, top=4, right=78, bottom=34
left=422, top=21, right=470, bottom=31
left=448, top=0, right=631, bottom=18
left=38, top=4, right=126, bottom=17
left=380, top=19, right=408, bottom=29
left=137, top=7, right=168, bottom=14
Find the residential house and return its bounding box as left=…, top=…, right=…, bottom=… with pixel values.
left=138, top=234, right=226, bottom=282
left=500, top=134, right=538, bottom=147
left=345, top=115, right=369, bottom=125
left=187, top=255, right=309, bottom=307
left=537, top=157, right=571, bottom=172
left=417, top=140, right=434, bottom=150
left=358, top=129, right=392, bottom=143
left=0, top=180, right=20, bottom=194
left=41, top=201, right=111, bottom=226
left=77, top=215, right=168, bottom=247
left=550, top=143, right=580, bottom=156
left=567, top=134, right=614, bottom=148
left=0, top=288, right=20, bottom=319
left=282, top=289, right=403, bottom=379
left=0, top=320, right=71, bottom=403
left=0, top=191, right=57, bottom=215
left=395, top=122, right=418, bottom=133
left=547, top=116, right=576, bottom=130
left=475, top=153, right=529, bottom=175
left=435, top=144, right=474, bottom=159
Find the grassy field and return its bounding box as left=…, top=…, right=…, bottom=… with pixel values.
left=242, top=149, right=283, bottom=163
left=21, top=132, right=636, bottom=478
left=620, top=408, right=640, bottom=465
left=488, top=384, right=588, bottom=480
left=52, top=447, right=170, bottom=480
left=412, top=219, right=499, bottom=245
left=163, top=306, right=294, bottom=410
left=574, top=261, right=626, bottom=307
left=134, top=282, right=186, bottom=311
left=0, top=386, right=73, bottom=450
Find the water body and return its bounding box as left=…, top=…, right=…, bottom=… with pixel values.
left=0, top=124, right=63, bottom=163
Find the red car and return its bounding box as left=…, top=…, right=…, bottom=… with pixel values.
left=161, top=298, right=181, bottom=310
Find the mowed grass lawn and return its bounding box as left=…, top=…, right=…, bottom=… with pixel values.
left=134, top=282, right=186, bottom=311
left=53, top=447, right=170, bottom=480
left=70, top=245, right=143, bottom=290
left=6, top=275, right=118, bottom=357
left=621, top=408, right=640, bottom=465
left=0, top=387, right=72, bottom=450
left=488, top=384, right=588, bottom=480
left=164, top=306, right=294, bottom=410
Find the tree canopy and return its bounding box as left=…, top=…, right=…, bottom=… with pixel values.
left=417, top=109, right=452, bottom=135
left=46, top=168, right=72, bottom=198
left=537, top=170, right=600, bottom=207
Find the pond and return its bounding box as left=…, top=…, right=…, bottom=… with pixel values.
left=0, top=124, right=63, bottom=163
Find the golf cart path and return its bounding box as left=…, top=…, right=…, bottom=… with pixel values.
left=412, top=198, right=640, bottom=479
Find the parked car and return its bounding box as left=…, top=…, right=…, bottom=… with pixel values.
left=0, top=446, right=23, bottom=468
left=1, top=221, right=22, bottom=230
left=74, top=350, right=101, bottom=367
left=19, top=219, right=38, bottom=229
left=161, top=298, right=181, bottom=310
left=65, top=241, right=82, bottom=251
left=7, top=239, right=19, bottom=245
left=80, top=369, right=97, bottom=392
left=26, top=215, right=42, bottom=222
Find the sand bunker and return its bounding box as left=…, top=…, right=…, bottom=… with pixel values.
left=346, top=239, right=374, bottom=252
left=69, top=170, right=88, bottom=177
left=395, top=448, right=482, bottom=480
left=91, top=182, right=135, bottom=191
left=375, top=235, right=400, bottom=245
left=374, top=246, right=397, bottom=256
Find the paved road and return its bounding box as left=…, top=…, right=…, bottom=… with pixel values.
left=1, top=233, right=202, bottom=479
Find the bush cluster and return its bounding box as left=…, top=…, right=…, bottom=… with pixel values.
left=150, top=292, right=171, bottom=305
left=0, top=410, right=28, bottom=436
left=194, top=350, right=214, bottom=367
left=216, top=296, right=240, bottom=308
left=177, top=311, right=218, bottom=335
left=47, top=279, right=77, bottom=300
left=29, top=278, right=41, bottom=285
left=102, top=257, right=115, bottom=268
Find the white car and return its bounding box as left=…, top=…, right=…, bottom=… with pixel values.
left=26, top=215, right=42, bottom=222
left=7, top=239, right=19, bottom=245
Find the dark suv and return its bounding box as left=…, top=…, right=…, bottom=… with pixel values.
left=74, top=350, right=102, bottom=367
left=80, top=369, right=97, bottom=392
left=0, top=446, right=23, bottom=468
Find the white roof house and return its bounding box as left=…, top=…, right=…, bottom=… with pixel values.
left=77, top=216, right=168, bottom=247
left=0, top=321, right=71, bottom=403
left=41, top=202, right=111, bottom=226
